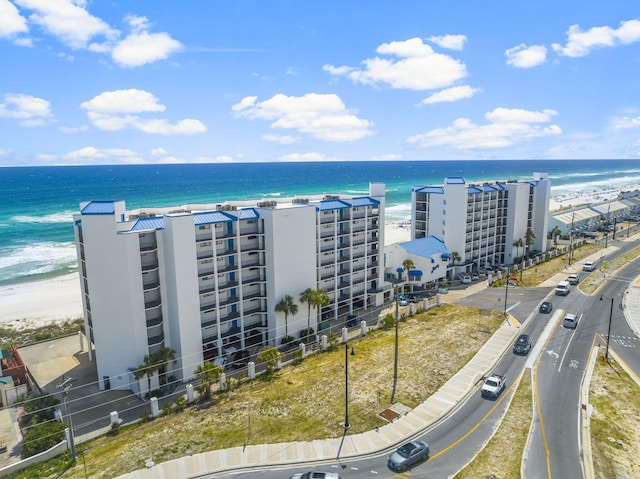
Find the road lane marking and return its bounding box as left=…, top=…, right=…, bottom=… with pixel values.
left=558, top=314, right=582, bottom=373
left=429, top=370, right=524, bottom=461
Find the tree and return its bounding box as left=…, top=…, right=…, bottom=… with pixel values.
left=402, top=259, right=415, bottom=282
left=525, top=228, right=536, bottom=255
left=134, top=354, right=158, bottom=395
left=21, top=421, right=65, bottom=458
left=300, top=288, right=330, bottom=340
left=449, top=251, right=461, bottom=265
left=275, top=294, right=298, bottom=340
left=551, top=226, right=561, bottom=246
left=194, top=361, right=223, bottom=401
left=513, top=238, right=524, bottom=262
left=256, top=346, right=284, bottom=375
left=153, top=347, right=176, bottom=387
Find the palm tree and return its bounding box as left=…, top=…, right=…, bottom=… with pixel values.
left=194, top=361, right=223, bottom=401
left=402, top=259, right=415, bottom=282
left=256, top=346, right=284, bottom=375
left=153, top=347, right=176, bottom=387
left=525, top=228, right=536, bottom=255
left=513, top=238, right=524, bottom=262
left=551, top=226, right=561, bottom=246
left=300, top=288, right=330, bottom=340
left=134, top=354, right=158, bottom=395
left=275, top=294, right=298, bottom=340
left=449, top=251, right=461, bottom=265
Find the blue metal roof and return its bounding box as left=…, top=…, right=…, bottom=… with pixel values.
left=414, top=186, right=444, bottom=194
left=317, top=199, right=351, bottom=211
left=194, top=211, right=236, bottom=225
left=81, top=201, right=115, bottom=215
left=445, top=177, right=465, bottom=185
left=131, top=217, right=165, bottom=231
left=408, top=270, right=423, bottom=277
left=398, top=236, right=448, bottom=258
left=468, top=186, right=483, bottom=194
left=238, top=208, right=260, bottom=220
left=352, top=197, right=380, bottom=207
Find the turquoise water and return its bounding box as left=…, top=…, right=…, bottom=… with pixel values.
left=2, top=159, right=639, bottom=285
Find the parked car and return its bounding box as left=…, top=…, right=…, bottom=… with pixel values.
left=407, top=293, right=418, bottom=303
left=346, top=314, right=359, bottom=327
left=388, top=440, right=430, bottom=472
left=458, top=273, right=471, bottom=284
left=290, top=472, right=341, bottom=479
left=229, top=349, right=250, bottom=369
left=539, top=301, right=553, bottom=314
left=563, top=312, right=579, bottom=329
left=471, top=271, right=480, bottom=281
left=513, top=334, right=532, bottom=355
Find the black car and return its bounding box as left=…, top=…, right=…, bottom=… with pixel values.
left=346, top=314, right=358, bottom=327
left=388, top=440, right=430, bottom=472
left=513, top=334, right=531, bottom=355
left=539, top=301, right=553, bottom=314
left=229, top=349, right=250, bottom=369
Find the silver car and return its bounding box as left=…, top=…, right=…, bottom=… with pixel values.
left=563, top=313, right=578, bottom=329
left=388, top=440, right=430, bottom=471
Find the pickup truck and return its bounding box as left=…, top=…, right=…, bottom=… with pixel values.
left=481, top=374, right=506, bottom=399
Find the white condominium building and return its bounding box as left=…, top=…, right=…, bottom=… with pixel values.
left=73, top=183, right=386, bottom=392
left=411, top=173, right=550, bottom=275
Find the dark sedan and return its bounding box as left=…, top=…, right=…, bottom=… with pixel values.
left=388, top=440, right=430, bottom=472
left=539, top=301, right=553, bottom=314
left=513, top=334, right=532, bottom=355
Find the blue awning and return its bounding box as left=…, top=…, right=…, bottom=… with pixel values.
left=408, top=270, right=423, bottom=277
left=396, top=268, right=404, bottom=273
left=441, top=253, right=450, bottom=259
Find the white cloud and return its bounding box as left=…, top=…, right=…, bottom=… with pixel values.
left=63, top=146, right=143, bottom=163
left=111, top=15, right=183, bottom=67
left=233, top=93, right=374, bottom=142
left=278, top=152, right=334, bottom=162
left=0, top=147, right=11, bottom=156
left=151, top=147, right=168, bottom=156
left=427, top=34, right=467, bottom=50
left=81, top=89, right=206, bottom=135
left=407, top=107, right=561, bottom=150
left=15, top=0, right=117, bottom=49
left=552, top=19, right=640, bottom=57
left=59, top=124, right=88, bottom=133
left=371, top=153, right=402, bottom=160
left=323, top=37, right=467, bottom=90
left=262, top=134, right=298, bottom=144
left=505, top=44, right=547, bottom=68
left=0, top=93, right=53, bottom=126
left=194, top=155, right=236, bottom=163
left=611, top=116, right=640, bottom=129
left=422, top=85, right=480, bottom=105
left=0, top=0, right=28, bottom=38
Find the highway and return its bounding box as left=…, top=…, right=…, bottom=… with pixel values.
left=203, top=240, right=640, bottom=479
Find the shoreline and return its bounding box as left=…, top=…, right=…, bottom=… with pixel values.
left=1, top=185, right=634, bottom=329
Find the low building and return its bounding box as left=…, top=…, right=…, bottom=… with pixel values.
left=385, top=236, right=449, bottom=289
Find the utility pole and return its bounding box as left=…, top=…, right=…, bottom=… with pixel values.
left=57, top=376, right=76, bottom=460
left=391, top=288, right=399, bottom=403
left=568, top=212, right=575, bottom=265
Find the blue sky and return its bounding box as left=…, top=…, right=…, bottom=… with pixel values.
left=1, top=0, right=640, bottom=166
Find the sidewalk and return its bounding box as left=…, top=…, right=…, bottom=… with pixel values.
left=118, top=240, right=640, bottom=478
left=117, top=312, right=520, bottom=478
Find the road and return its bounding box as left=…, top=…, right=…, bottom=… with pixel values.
left=203, top=239, right=640, bottom=479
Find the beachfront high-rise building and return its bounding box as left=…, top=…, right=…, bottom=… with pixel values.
left=73, top=184, right=386, bottom=392
left=411, top=173, right=550, bottom=275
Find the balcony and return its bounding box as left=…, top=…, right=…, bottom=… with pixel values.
left=144, top=299, right=161, bottom=310
left=146, top=315, right=163, bottom=328
left=147, top=333, right=164, bottom=347
left=142, top=280, right=160, bottom=291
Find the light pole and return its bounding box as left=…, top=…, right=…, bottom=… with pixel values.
left=503, top=276, right=509, bottom=320
left=600, top=295, right=614, bottom=360
left=391, top=287, right=399, bottom=403
left=344, top=342, right=354, bottom=431
left=57, top=376, right=76, bottom=460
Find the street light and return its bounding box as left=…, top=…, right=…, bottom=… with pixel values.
left=57, top=376, right=76, bottom=460
left=391, top=287, right=399, bottom=403
left=344, top=342, right=355, bottom=431
left=600, top=295, right=615, bottom=360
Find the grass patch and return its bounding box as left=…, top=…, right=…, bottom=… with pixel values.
left=453, top=371, right=531, bottom=479
left=589, top=353, right=640, bottom=478
left=10, top=304, right=504, bottom=479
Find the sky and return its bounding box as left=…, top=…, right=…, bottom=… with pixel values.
left=1, top=0, right=640, bottom=166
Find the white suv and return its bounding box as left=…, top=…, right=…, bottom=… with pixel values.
left=563, top=313, right=578, bottom=329
left=583, top=262, right=596, bottom=272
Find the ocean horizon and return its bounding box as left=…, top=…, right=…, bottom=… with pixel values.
left=3, top=159, right=640, bottom=286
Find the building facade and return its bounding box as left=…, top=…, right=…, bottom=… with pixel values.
left=73, top=183, right=385, bottom=392
left=411, top=173, right=550, bottom=276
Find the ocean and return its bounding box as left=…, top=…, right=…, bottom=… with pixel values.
left=2, top=159, right=640, bottom=286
